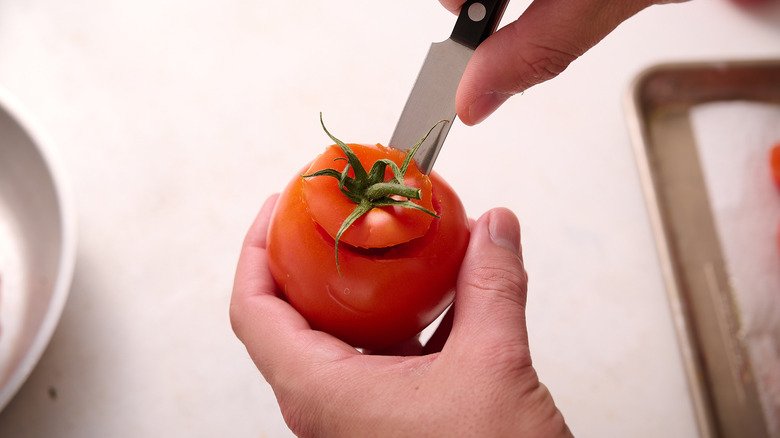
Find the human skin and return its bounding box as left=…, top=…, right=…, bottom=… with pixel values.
left=440, top=0, right=689, bottom=125
left=231, top=195, right=573, bottom=437
left=229, top=2, right=701, bottom=434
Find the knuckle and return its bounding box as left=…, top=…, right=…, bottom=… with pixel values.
left=458, top=259, right=532, bottom=371
left=504, top=24, right=580, bottom=90
left=464, top=261, right=528, bottom=307
left=530, top=46, right=575, bottom=76
left=515, top=46, right=577, bottom=89
left=438, top=0, right=463, bottom=14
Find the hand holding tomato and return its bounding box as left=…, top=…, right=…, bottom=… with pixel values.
left=231, top=197, right=571, bottom=437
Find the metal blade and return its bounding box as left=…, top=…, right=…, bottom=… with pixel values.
left=388, top=38, right=473, bottom=174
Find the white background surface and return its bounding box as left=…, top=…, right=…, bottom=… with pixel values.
left=0, top=0, right=778, bottom=437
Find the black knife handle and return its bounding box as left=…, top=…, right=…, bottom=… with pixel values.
left=450, top=0, right=509, bottom=49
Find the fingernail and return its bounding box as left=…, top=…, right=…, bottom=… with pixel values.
left=488, top=209, right=521, bottom=255
left=468, top=92, right=510, bottom=125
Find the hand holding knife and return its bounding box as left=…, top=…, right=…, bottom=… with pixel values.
left=389, top=0, right=510, bottom=174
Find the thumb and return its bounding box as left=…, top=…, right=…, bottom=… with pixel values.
left=457, top=0, right=665, bottom=125
left=448, top=208, right=530, bottom=354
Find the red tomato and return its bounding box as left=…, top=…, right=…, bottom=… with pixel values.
left=266, top=122, right=470, bottom=350
left=771, top=142, right=780, bottom=192
left=773, top=143, right=780, bottom=258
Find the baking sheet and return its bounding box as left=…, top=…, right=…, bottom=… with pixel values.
left=626, top=60, right=780, bottom=438
left=0, top=90, right=76, bottom=412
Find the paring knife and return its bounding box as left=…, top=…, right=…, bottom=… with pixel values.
left=389, top=0, right=509, bottom=174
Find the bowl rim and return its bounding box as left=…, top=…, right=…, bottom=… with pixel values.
left=0, top=87, right=78, bottom=413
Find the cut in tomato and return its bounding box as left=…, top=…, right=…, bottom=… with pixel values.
left=303, top=143, right=435, bottom=248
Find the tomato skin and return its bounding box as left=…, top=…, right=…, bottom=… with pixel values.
left=266, top=146, right=470, bottom=350
left=774, top=143, right=780, bottom=257
left=771, top=143, right=780, bottom=192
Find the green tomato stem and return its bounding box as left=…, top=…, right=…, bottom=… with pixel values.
left=303, top=113, right=447, bottom=276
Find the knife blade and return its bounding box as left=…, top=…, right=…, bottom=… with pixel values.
left=389, top=0, right=509, bottom=174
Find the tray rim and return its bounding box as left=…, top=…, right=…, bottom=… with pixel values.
left=624, top=58, right=780, bottom=438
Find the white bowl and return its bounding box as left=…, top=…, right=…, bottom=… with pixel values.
left=0, top=89, right=77, bottom=412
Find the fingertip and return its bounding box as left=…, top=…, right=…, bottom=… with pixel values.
left=455, top=39, right=516, bottom=125
left=466, top=207, right=523, bottom=254
left=243, top=193, right=280, bottom=250
left=464, top=92, right=512, bottom=126
left=233, top=193, right=283, bottom=308
left=261, top=192, right=280, bottom=222
left=265, top=192, right=281, bottom=207
left=487, top=207, right=522, bottom=256
left=438, top=0, right=462, bottom=14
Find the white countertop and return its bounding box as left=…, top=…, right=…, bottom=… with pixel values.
left=0, top=0, right=778, bottom=436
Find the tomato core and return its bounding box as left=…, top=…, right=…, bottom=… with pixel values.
left=303, top=143, right=435, bottom=248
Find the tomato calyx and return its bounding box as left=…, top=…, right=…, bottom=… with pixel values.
left=302, top=114, right=444, bottom=274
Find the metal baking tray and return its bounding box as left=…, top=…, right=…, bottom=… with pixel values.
left=0, top=90, right=77, bottom=412
left=625, top=60, right=780, bottom=438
